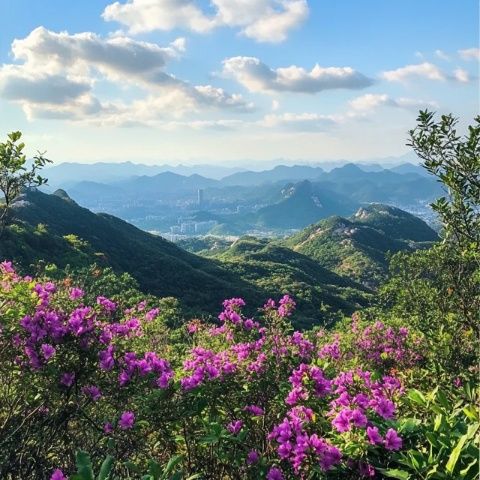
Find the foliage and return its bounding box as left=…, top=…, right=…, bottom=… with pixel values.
left=408, top=111, right=479, bottom=250
left=0, top=131, right=51, bottom=229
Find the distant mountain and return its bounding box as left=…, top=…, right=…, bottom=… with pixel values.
left=44, top=162, right=243, bottom=188
left=388, top=163, right=429, bottom=176
left=250, top=180, right=358, bottom=229
left=118, top=172, right=219, bottom=196
left=284, top=204, right=438, bottom=287
left=221, top=165, right=324, bottom=186
left=0, top=189, right=370, bottom=326
left=318, top=164, right=441, bottom=203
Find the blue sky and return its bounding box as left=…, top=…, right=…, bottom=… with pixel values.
left=0, top=0, right=478, bottom=165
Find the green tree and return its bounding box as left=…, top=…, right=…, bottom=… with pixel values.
left=408, top=111, right=479, bottom=251
left=378, top=112, right=479, bottom=381
left=0, top=131, right=51, bottom=230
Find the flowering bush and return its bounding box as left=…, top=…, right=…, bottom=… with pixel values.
left=0, top=261, right=477, bottom=479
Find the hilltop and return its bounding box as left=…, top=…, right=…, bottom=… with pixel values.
left=284, top=204, right=438, bottom=287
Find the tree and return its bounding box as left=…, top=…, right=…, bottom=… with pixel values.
left=407, top=111, right=479, bottom=251
left=0, top=131, right=51, bottom=230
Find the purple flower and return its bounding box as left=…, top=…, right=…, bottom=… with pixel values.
left=41, top=343, right=56, bottom=361
left=69, top=287, right=84, bottom=300
left=244, top=405, right=264, bottom=416
left=60, top=372, right=75, bottom=387
left=384, top=428, right=402, bottom=450
left=97, top=296, right=116, bottom=313
left=82, top=385, right=102, bottom=401
left=247, top=450, right=259, bottom=464
left=350, top=408, right=367, bottom=428
left=267, top=467, right=284, bottom=480
left=99, top=345, right=115, bottom=371
left=119, top=411, right=135, bottom=430
left=103, top=422, right=114, bottom=434
left=227, top=420, right=243, bottom=434
left=366, top=426, right=383, bottom=445
left=374, top=397, right=396, bottom=419
left=50, top=469, right=67, bottom=480
left=332, top=409, right=352, bottom=432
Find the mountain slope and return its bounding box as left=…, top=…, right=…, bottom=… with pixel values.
left=250, top=180, right=358, bottom=229
left=211, top=237, right=371, bottom=328
left=1, top=190, right=370, bottom=326
left=3, top=190, right=261, bottom=313
left=284, top=205, right=438, bottom=287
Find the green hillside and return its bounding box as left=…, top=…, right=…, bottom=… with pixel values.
left=2, top=190, right=262, bottom=313
left=285, top=204, right=438, bottom=287
left=210, top=236, right=372, bottom=328
left=1, top=189, right=370, bottom=326
left=250, top=180, right=358, bottom=229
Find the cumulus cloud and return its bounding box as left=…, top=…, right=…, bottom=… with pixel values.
left=382, top=62, right=446, bottom=82
left=382, top=61, right=474, bottom=83
left=349, top=93, right=438, bottom=114
left=458, top=47, right=480, bottom=61
left=222, top=56, right=374, bottom=93
left=0, top=27, right=252, bottom=124
left=102, top=0, right=308, bottom=43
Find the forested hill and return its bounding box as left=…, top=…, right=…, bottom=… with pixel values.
left=284, top=204, right=438, bottom=287
left=1, top=189, right=370, bottom=325
left=2, top=189, right=262, bottom=313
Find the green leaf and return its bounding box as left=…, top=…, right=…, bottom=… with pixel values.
left=460, top=459, right=478, bottom=478
left=161, top=455, right=185, bottom=479
left=75, top=451, right=94, bottom=480
left=148, top=460, right=162, bottom=479
left=97, top=455, right=114, bottom=480
left=378, top=468, right=411, bottom=479
left=445, top=433, right=468, bottom=474
left=408, top=389, right=426, bottom=406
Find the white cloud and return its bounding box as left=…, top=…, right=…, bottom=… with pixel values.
left=453, top=68, right=470, bottom=83
left=458, top=47, right=480, bottom=61
left=103, top=0, right=308, bottom=43
left=0, top=27, right=252, bottom=124
left=222, top=56, right=374, bottom=93
left=349, top=93, right=438, bottom=114
left=382, top=61, right=474, bottom=84
left=382, top=62, right=446, bottom=82
left=261, top=112, right=337, bottom=131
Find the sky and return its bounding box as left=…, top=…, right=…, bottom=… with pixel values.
left=0, top=0, right=478, bottom=165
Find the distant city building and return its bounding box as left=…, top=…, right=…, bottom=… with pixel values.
left=197, top=189, right=205, bottom=208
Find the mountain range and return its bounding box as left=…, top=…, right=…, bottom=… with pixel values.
left=2, top=189, right=376, bottom=326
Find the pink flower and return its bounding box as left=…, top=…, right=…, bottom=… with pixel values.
left=60, top=372, right=75, bottom=387
left=244, top=405, right=264, bottom=416
left=50, top=469, right=67, bottom=480
left=267, top=467, right=284, bottom=480
left=384, top=428, right=402, bottom=450
left=69, top=287, right=84, bottom=300
left=82, top=385, right=102, bottom=401
left=227, top=420, right=243, bottom=434
left=366, top=426, right=383, bottom=445
left=41, top=343, right=56, bottom=361
left=119, top=411, right=135, bottom=430
left=103, top=422, right=114, bottom=434
left=247, top=450, right=259, bottom=464
left=374, top=397, right=396, bottom=419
